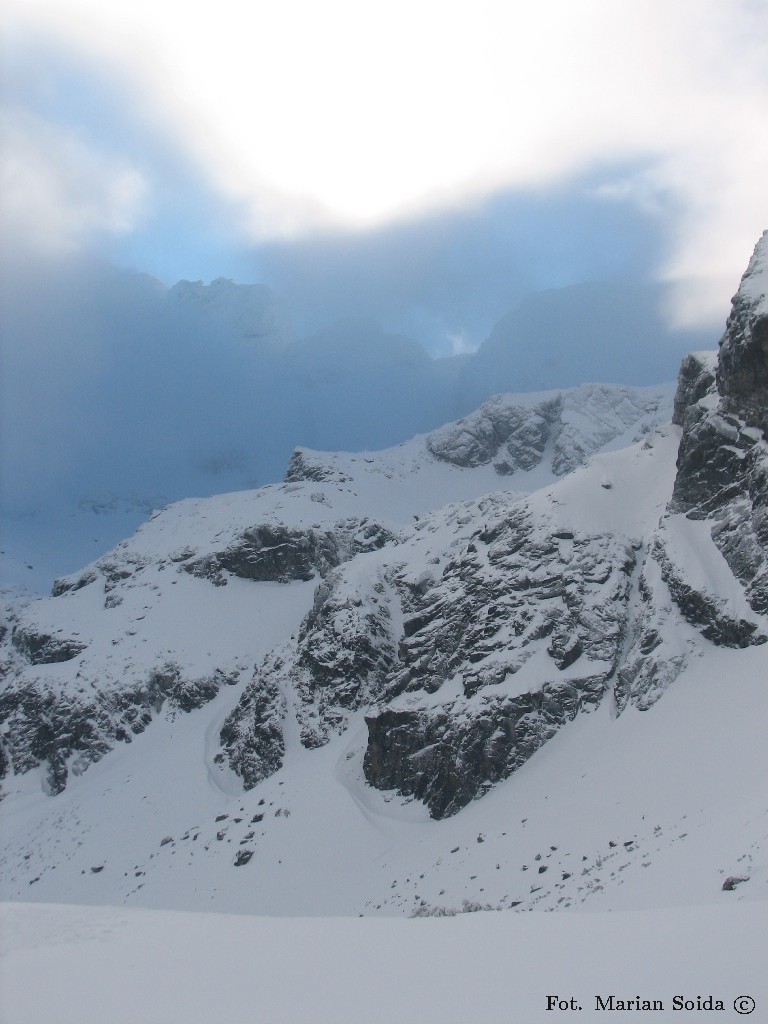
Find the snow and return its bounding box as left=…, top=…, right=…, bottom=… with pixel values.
left=0, top=371, right=766, bottom=1021
left=526, top=425, right=682, bottom=538
left=1, top=900, right=765, bottom=1024
left=2, top=402, right=765, bottom=920
left=739, top=229, right=768, bottom=315
left=661, top=513, right=762, bottom=619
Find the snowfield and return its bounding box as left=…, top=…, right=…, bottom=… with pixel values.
left=1, top=900, right=765, bottom=1024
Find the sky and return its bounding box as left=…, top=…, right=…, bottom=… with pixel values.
left=1, top=0, right=768, bottom=589
left=2, top=0, right=768, bottom=352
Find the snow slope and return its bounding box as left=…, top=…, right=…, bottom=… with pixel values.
left=0, top=406, right=765, bottom=919
left=1, top=900, right=765, bottom=1024
left=0, top=635, right=765, bottom=919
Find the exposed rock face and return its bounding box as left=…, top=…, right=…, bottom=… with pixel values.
left=653, top=534, right=765, bottom=647
left=292, top=567, right=401, bottom=747
left=426, top=396, right=556, bottom=471
left=284, top=448, right=352, bottom=484
left=364, top=681, right=597, bottom=819
left=53, top=555, right=149, bottom=600
left=0, top=660, right=234, bottom=794
left=184, top=520, right=393, bottom=585
left=232, top=235, right=768, bottom=817
left=616, top=235, right=768, bottom=713
left=672, top=352, right=717, bottom=426
left=228, top=490, right=643, bottom=816
left=51, top=571, right=99, bottom=598
left=360, top=511, right=637, bottom=817
left=223, top=563, right=403, bottom=775
left=384, top=510, right=636, bottom=702
left=11, top=627, right=86, bottom=665
left=672, top=232, right=768, bottom=618
left=716, top=230, right=768, bottom=433
left=217, top=675, right=286, bottom=789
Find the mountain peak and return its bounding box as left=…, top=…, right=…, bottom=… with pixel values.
left=717, top=230, right=768, bottom=432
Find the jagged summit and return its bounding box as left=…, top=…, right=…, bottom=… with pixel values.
left=717, top=229, right=768, bottom=431
left=672, top=230, right=768, bottom=614
left=168, top=277, right=294, bottom=344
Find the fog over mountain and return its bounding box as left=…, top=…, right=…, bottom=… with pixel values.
left=0, top=249, right=709, bottom=590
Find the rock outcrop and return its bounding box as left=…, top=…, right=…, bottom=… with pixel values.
left=361, top=513, right=638, bottom=817
left=184, top=520, right=393, bottom=586
left=672, top=232, right=768, bottom=617
left=425, top=384, right=669, bottom=477
left=0, top=658, right=235, bottom=795
left=716, top=231, right=768, bottom=433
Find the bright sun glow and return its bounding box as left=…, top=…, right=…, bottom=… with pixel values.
left=4, top=0, right=768, bottom=324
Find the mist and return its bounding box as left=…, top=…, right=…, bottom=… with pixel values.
left=1, top=243, right=712, bottom=522
left=251, top=172, right=669, bottom=353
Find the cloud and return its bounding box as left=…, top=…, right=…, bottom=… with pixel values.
left=3, top=0, right=768, bottom=326
left=250, top=171, right=668, bottom=353
left=0, top=107, right=147, bottom=256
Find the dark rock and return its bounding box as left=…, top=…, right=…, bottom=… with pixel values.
left=426, top=396, right=556, bottom=471
left=717, top=231, right=768, bottom=434
left=672, top=352, right=717, bottom=426
left=284, top=448, right=352, bottom=483
left=0, top=661, right=234, bottom=794
left=425, top=385, right=668, bottom=478
left=364, top=676, right=604, bottom=819
left=654, top=537, right=766, bottom=648
left=219, top=674, right=286, bottom=789
left=668, top=232, right=768, bottom=623
left=722, top=875, right=749, bottom=891
left=51, top=570, right=99, bottom=597
left=11, top=627, right=86, bottom=665
left=234, top=849, right=254, bottom=866
left=184, top=520, right=393, bottom=586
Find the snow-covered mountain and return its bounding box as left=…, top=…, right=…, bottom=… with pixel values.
left=0, top=235, right=766, bottom=921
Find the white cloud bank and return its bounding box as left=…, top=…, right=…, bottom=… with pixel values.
left=4, top=0, right=768, bottom=324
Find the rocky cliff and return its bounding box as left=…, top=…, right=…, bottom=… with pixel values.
left=239, top=234, right=768, bottom=817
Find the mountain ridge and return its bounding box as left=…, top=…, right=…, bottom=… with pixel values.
left=0, top=234, right=766, bottom=917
